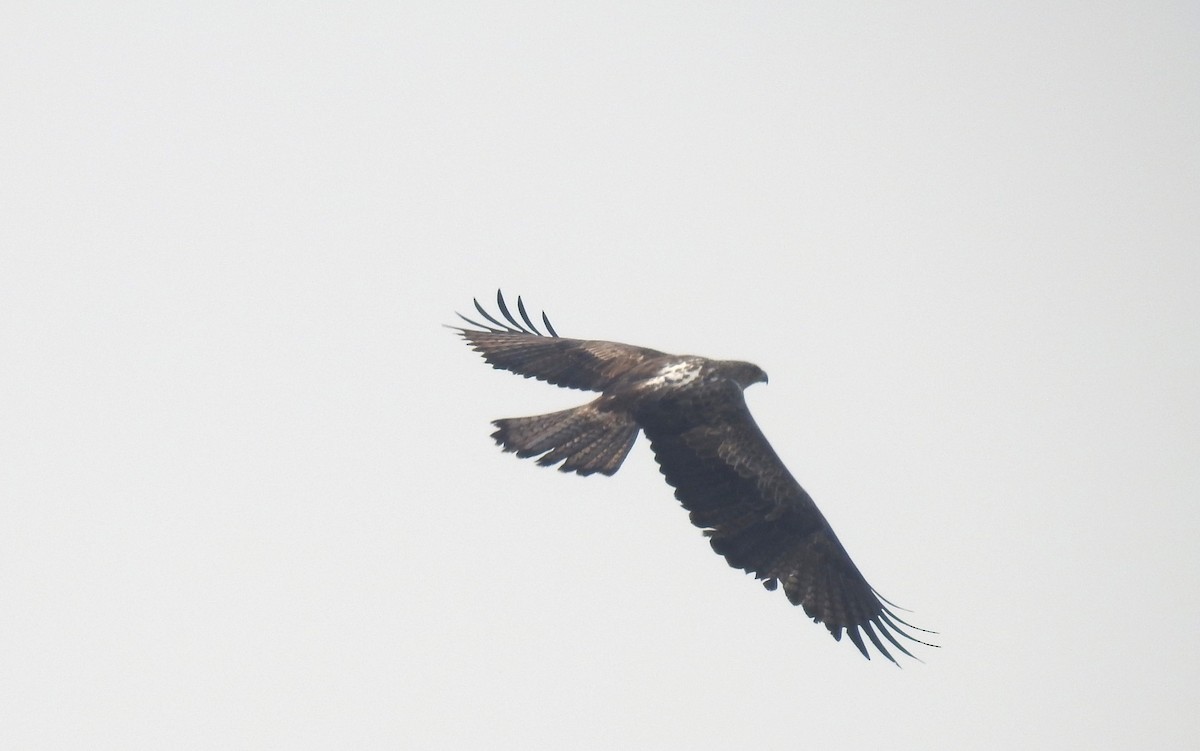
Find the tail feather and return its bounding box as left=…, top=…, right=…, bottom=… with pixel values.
left=492, top=404, right=638, bottom=476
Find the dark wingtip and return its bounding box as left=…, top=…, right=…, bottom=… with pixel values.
left=817, top=590, right=936, bottom=663
left=515, top=295, right=543, bottom=335
left=495, top=289, right=524, bottom=331
left=452, top=291, right=559, bottom=338
left=875, top=592, right=940, bottom=641
left=845, top=626, right=871, bottom=660
left=853, top=594, right=938, bottom=664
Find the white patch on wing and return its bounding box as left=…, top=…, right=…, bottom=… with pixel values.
left=641, top=359, right=702, bottom=389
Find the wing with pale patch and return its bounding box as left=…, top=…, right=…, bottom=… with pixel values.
left=638, top=381, right=932, bottom=663
left=454, top=291, right=667, bottom=392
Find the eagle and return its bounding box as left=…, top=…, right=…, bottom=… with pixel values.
left=453, top=291, right=933, bottom=662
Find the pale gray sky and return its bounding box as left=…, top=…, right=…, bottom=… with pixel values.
left=3, top=2, right=1198, bottom=748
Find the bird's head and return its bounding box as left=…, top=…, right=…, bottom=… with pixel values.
left=724, top=360, right=768, bottom=389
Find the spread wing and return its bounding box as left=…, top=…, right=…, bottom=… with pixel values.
left=639, top=381, right=933, bottom=663
left=453, top=290, right=667, bottom=392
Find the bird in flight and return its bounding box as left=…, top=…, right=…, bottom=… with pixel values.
left=453, top=291, right=933, bottom=662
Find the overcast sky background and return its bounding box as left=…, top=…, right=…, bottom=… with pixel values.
left=3, top=2, right=1198, bottom=748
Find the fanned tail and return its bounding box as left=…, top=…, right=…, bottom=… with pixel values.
left=492, top=403, right=639, bottom=476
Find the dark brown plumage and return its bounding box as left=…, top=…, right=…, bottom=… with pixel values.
left=453, top=291, right=934, bottom=663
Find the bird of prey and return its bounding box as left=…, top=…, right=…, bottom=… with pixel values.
left=453, top=291, right=933, bottom=662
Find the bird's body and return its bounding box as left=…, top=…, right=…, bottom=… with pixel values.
left=453, top=292, right=932, bottom=663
